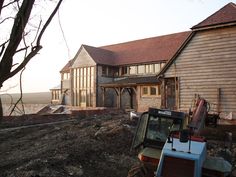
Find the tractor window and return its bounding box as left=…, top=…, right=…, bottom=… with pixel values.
left=146, top=116, right=179, bottom=142
left=131, top=112, right=149, bottom=149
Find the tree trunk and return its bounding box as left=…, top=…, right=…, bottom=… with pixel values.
left=0, top=96, right=3, bottom=123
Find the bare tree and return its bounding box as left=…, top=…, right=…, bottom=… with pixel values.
left=0, top=0, right=64, bottom=120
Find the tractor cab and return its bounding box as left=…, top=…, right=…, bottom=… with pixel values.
left=131, top=108, right=186, bottom=167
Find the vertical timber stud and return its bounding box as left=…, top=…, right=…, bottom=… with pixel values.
left=133, top=87, right=137, bottom=110
left=130, top=88, right=133, bottom=109
left=161, top=79, right=166, bottom=109
left=0, top=97, right=3, bottom=121
left=118, top=87, right=121, bottom=109
left=126, top=88, right=133, bottom=109
left=101, top=87, right=105, bottom=107
left=217, top=88, right=221, bottom=114
left=114, top=87, right=121, bottom=109
left=177, top=78, right=180, bottom=110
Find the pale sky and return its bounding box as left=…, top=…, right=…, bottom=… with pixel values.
left=1, top=0, right=236, bottom=93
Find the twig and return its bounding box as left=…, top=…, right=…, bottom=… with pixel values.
left=58, top=9, right=70, bottom=58
left=9, top=67, right=25, bottom=116
left=2, top=0, right=19, bottom=9
left=0, top=16, right=15, bottom=25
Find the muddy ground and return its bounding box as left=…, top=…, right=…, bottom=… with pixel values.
left=0, top=111, right=138, bottom=177
left=0, top=111, right=236, bottom=177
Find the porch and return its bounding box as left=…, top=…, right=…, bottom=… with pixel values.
left=100, top=76, right=161, bottom=111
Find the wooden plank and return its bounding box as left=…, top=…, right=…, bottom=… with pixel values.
left=164, top=26, right=236, bottom=115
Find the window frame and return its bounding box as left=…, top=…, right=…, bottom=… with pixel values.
left=141, top=85, right=161, bottom=97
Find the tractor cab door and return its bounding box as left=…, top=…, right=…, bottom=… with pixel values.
left=131, top=112, right=149, bottom=149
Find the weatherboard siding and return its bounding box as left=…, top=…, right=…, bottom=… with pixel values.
left=164, top=26, right=236, bottom=118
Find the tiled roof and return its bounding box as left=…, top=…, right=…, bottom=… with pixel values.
left=192, top=2, right=236, bottom=30
left=100, top=76, right=160, bottom=87
left=100, top=31, right=192, bottom=66
left=82, top=31, right=191, bottom=66
left=60, top=59, right=74, bottom=73
left=82, top=45, right=115, bottom=65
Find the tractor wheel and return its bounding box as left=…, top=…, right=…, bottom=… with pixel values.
left=127, top=163, right=153, bottom=177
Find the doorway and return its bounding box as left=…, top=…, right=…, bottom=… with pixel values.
left=164, top=78, right=178, bottom=110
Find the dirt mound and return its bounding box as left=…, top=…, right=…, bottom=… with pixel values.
left=0, top=112, right=138, bottom=177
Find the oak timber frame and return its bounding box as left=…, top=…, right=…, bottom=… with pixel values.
left=101, top=85, right=137, bottom=109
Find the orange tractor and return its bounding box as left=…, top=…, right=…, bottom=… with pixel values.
left=128, top=98, right=232, bottom=177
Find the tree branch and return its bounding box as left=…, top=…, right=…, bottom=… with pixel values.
left=15, top=46, right=29, bottom=54
left=9, top=67, right=25, bottom=116
left=2, top=0, right=18, bottom=9
left=0, top=0, right=64, bottom=89
left=5, top=0, right=63, bottom=82
left=0, top=40, right=9, bottom=57
left=0, top=0, right=35, bottom=86
left=0, top=16, right=15, bottom=25
left=0, top=0, right=4, bottom=16
left=0, top=43, right=6, bottom=57
left=37, top=0, right=63, bottom=46
left=8, top=45, right=42, bottom=79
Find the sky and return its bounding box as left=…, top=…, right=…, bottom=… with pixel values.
left=1, top=0, right=236, bottom=93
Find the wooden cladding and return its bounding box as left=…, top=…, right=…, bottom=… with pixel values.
left=164, top=26, right=236, bottom=114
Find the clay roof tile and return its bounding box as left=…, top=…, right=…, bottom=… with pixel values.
left=192, top=2, right=236, bottom=30
left=84, top=31, right=191, bottom=66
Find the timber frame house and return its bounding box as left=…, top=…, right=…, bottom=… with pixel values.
left=52, top=2, right=236, bottom=118
left=57, top=32, right=191, bottom=112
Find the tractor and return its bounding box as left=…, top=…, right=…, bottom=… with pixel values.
left=128, top=98, right=232, bottom=177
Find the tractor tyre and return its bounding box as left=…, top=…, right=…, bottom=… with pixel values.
left=127, top=163, right=150, bottom=177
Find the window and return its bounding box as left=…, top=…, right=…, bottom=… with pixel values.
left=146, top=64, right=154, bottom=73
left=149, top=64, right=154, bottom=73
left=138, top=65, right=145, bottom=74
left=119, top=63, right=165, bottom=76
left=146, top=115, right=179, bottom=142
left=113, top=67, right=119, bottom=77
left=154, top=64, right=161, bottom=73
left=161, top=62, right=166, bottom=68
left=107, top=67, right=115, bottom=77
left=142, top=87, right=148, bottom=95
left=129, top=66, right=137, bottom=75
left=150, top=86, right=157, bottom=95
left=121, top=66, right=128, bottom=75
left=63, top=72, right=70, bottom=80
left=102, top=66, right=107, bottom=76
left=102, top=66, right=118, bottom=77
left=141, top=85, right=161, bottom=97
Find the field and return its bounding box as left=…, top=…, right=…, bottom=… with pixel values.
left=1, top=92, right=51, bottom=116
left=0, top=92, right=51, bottom=104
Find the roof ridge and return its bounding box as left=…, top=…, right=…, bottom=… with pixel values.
left=230, top=2, right=236, bottom=8
left=192, top=2, right=236, bottom=30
